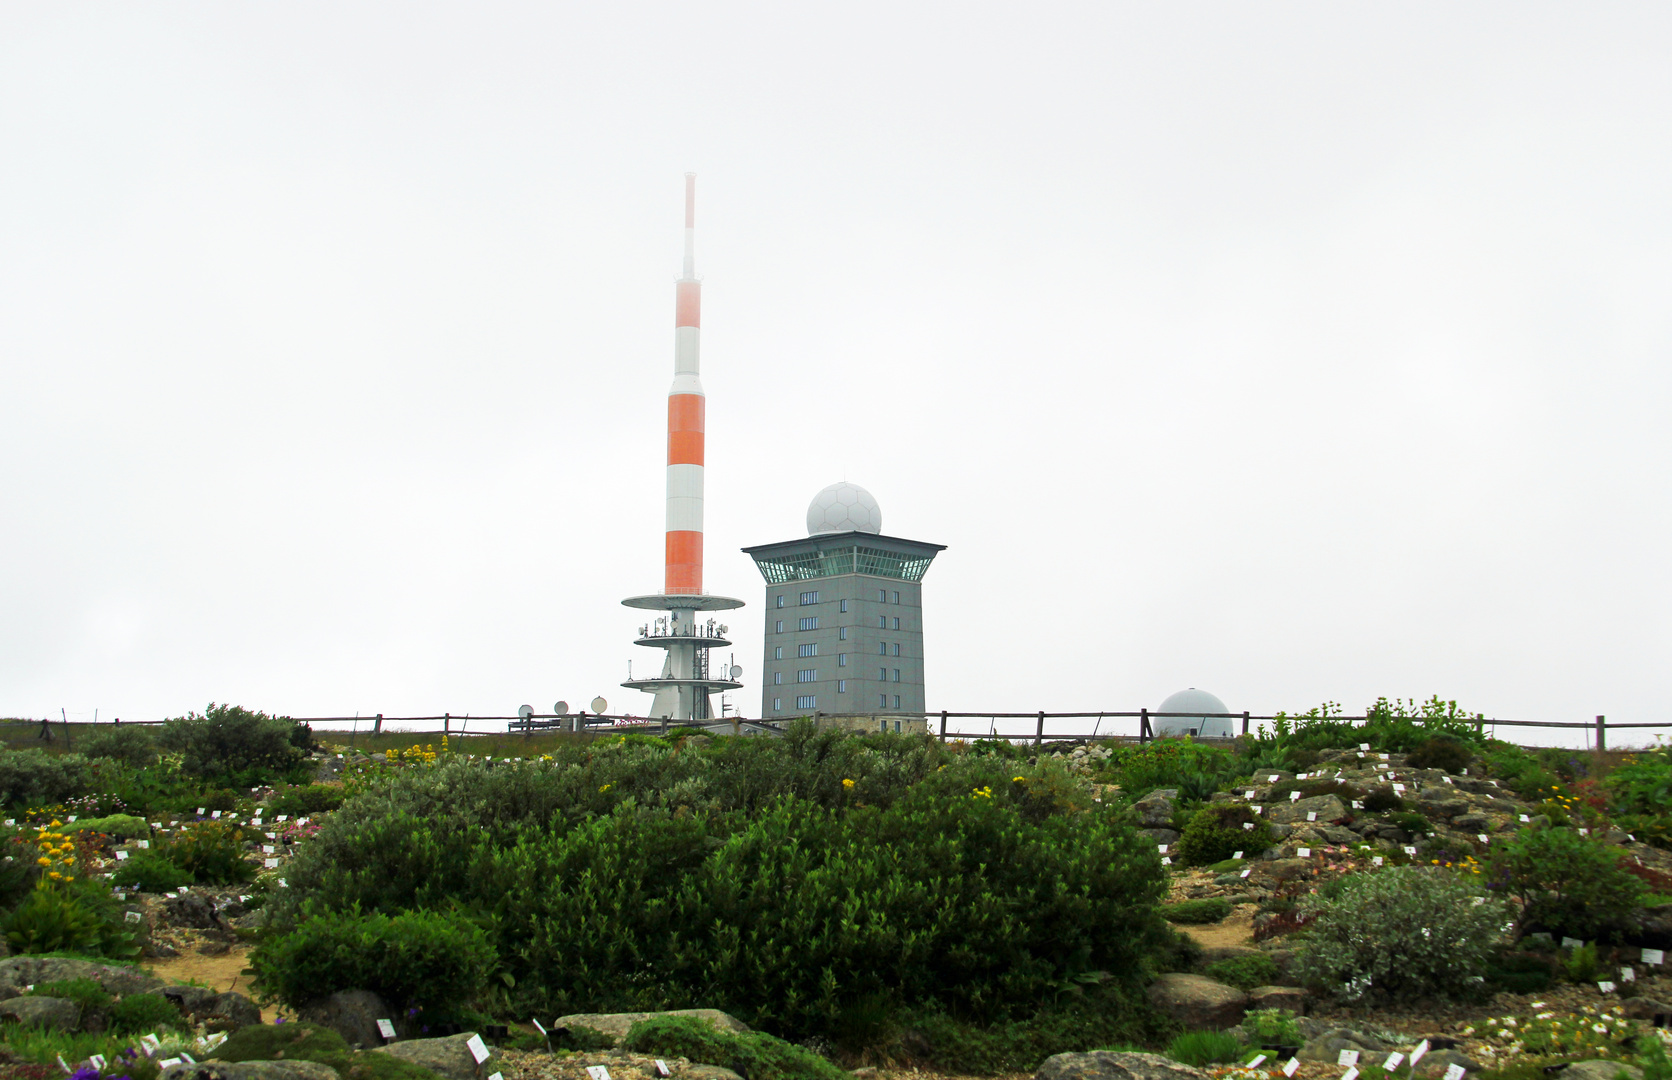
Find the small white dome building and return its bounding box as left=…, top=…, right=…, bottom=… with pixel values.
left=807, top=482, right=882, bottom=536
left=1154, top=688, right=1235, bottom=739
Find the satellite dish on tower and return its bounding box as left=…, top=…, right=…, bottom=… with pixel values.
left=517, top=705, right=534, bottom=720
left=730, top=665, right=743, bottom=679
left=590, top=696, right=608, bottom=714
left=554, top=701, right=569, bottom=716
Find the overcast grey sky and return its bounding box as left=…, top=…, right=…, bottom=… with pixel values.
left=3, top=4, right=1669, bottom=740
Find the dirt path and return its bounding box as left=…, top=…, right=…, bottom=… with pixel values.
left=1178, top=903, right=1258, bottom=950
left=144, top=945, right=283, bottom=1023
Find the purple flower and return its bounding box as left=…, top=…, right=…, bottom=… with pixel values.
left=71, top=1067, right=101, bottom=1080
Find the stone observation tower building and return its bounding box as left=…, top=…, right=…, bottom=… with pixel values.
left=742, top=483, right=945, bottom=729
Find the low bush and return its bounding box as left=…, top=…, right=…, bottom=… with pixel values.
left=1361, top=785, right=1403, bottom=813
left=109, top=991, right=187, bottom=1034
left=0, top=749, right=93, bottom=808
left=158, top=704, right=308, bottom=784
left=264, top=784, right=345, bottom=818
left=161, top=821, right=256, bottom=885
left=1204, top=953, right=1278, bottom=991
left=1608, top=745, right=1672, bottom=818
left=623, top=1014, right=848, bottom=1080
left=1485, top=827, right=1643, bottom=941
left=64, top=814, right=151, bottom=841
left=218, top=1021, right=437, bottom=1080
left=1173, top=805, right=1273, bottom=866
left=1561, top=941, right=1602, bottom=983
left=250, top=907, right=494, bottom=1014
left=895, top=991, right=1164, bottom=1075
left=27, top=977, right=113, bottom=1018
left=1482, top=953, right=1555, bottom=994
left=1240, top=1007, right=1302, bottom=1050
left=4, top=886, right=108, bottom=955
left=1390, top=811, right=1432, bottom=836
left=1292, top=865, right=1512, bottom=1001
left=1407, top=737, right=1473, bottom=774
left=1101, top=740, right=1243, bottom=802
left=77, top=726, right=160, bottom=769
left=1163, top=899, right=1231, bottom=924
left=111, top=853, right=193, bottom=893
left=1166, top=1031, right=1245, bottom=1067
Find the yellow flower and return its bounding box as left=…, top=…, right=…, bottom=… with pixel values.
left=36, top=856, right=51, bottom=866
left=842, top=779, right=856, bottom=789
left=1012, top=776, right=1024, bottom=782
left=599, top=784, right=612, bottom=793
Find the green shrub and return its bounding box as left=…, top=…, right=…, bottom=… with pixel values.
left=77, top=726, right=160, bottom=769
left=1292, top=865, right=1512, bottom=1001
left=4, top=886, right=107, bottom=955
left=1163, top=898, right=1231, bottom=924
left=1361, top=785, right=1403, bottom=813
left=1608, top=745, right=1672, bottom=817
left=1101, top=740, right=1242, bottom=801
left=111, top=853, right=193, bottom=893
left=259, top=729, right=1177, bottom=1044
left=895, top=991, right=1163, bottom=1075
left=250, top=907, right=493, bottom=1013
left=161, top=821, right=256, bottom=885
left=109, top=991, right=187, bottom=1034
left=1167, top=1031, right=1244, bottom=1067
left=264, top=784, right=345, bottom=819
left=1240, top=1007, right=1302, bottom=1049
left=27, top=977, right=113, bottom=1016
left=624, top=1014, right=848, bottom=1080
left=1483, top=953, right=1555, bottom=994
left=1407, top=737, right=1472, bottom=774
left=1390, top=811, right=1432, bottom=836
left=1485, top=827, right=1643, bottom=941
left=1174, top=805, right=1273, bottom=866
left=158, top=704, right=307, bottom=783
left=1204, top=953, right=1279, bottom=991
left=0, top=748, right=93, bottom=808
left=1562, top=941, right=1603, bottom=983
left=219, top=1021, right=437, bottom=1080
left=64, top=814, right=151, bottom=841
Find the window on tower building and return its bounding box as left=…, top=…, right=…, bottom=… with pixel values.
left=776, top=595, right=784, bottom=608
left=877, top=616, right=886, bottom=628
left=839, top=599, right=848, bottom=613
left=877, top=589, right=886, bottom=602
left=796, top=695, right=816, bottom=710
left=797, top=669, right=817, bottom=683
left=893, top=669, right=900, bottom=682
left=894, top=719, right=901, bottom=732
left=798, top=643, right=818, bottom=657
left=892, top=643, right=901, bottom=656
left=775, top=620, right=784, bottom=634
left=878, top=697, right=886, bottom=710
left=892, top=617, right=900, bottom=630
left=879, top=667, right=887, bottom=681
left=773, top=698, right=781, bottom=711
left=774, top=672, right=782, bottom=685
left=773, top=646, right=782, bottom=660
left=838, top=626, right=848, bottom=640
left=878, top=642, right=886, bottom=655
left=799, top=591, right=819, bottom=605
left=799, top=616, right=819, bottom=631
left=838, top=654, right=847, bottom=667
left=893, top=695, right=901, bottom=709
left=893, top=591, right=900, bottom=604
left=837, top=679, right=846, bottom=692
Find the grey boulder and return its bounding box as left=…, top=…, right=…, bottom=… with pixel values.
left=161, top=985, right=261, bottom=1031
left=1036, top=1051, right=1211, bottom=1080
left=374, top=1032, right=491, bottom=1080
left=1299, top=1030, right=1390, bottom=1062
left=683, top=1069, right=745, bottom=1080
left=1247, top=986, right=1307, bottom=1012
left=554, top=1008, right=751, bottom=1046
left=1558, top=1064, right=1641, bottom=1080
left=160, top=1062, right=339, bottom=1080
left=1267, top=795, right=1348, bottom=826
left=298, top=988, right=404, bottom=1047
left=1132, top=790, right=1180, bottom=829
left=1145, top=974, right=1248, bottom=1030
left=0, top=955, right=161, bottom=998
left=0, top=995, right=81, bottom=1030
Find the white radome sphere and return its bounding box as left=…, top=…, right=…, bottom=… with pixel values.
left=807, top=482, right=882, bottom=535
left=1154, top=688, right=1234, bottom=739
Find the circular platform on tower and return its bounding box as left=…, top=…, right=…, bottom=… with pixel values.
left=621, top=593, right=746, bottom=611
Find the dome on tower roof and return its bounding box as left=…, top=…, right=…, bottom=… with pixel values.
left=1154, top=688, right=1235, bottom=740
left=807, top=482, right=882, bottom=536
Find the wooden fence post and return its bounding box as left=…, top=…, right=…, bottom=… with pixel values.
left=1139, top=708, right=1150, bottom=744
left=1242, top=711, right=1250, bottom=736
left=1596, top=715, right=1606, bottom=752
left=1035, top=711, right=1045, bottom=748
left=939, top=710, right=948, bottom=741
left=373, top=714, right=383, bottom=736
left=444, top=713, right=450, bottom=735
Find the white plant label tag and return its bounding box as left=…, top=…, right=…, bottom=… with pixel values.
left=656, top=1063, right=673, bottom=1078
left=90, top=1056, right=107, bottom=1070
left=1578, top=827, right=1589, bottom=835
left=66, top=815, right=77, bottom=822
left=586, top=1069, right=612, bottom=1080
left=197, top=807, right=205, bottom=814
left=1443, top=1066, right=1466, bottom=1080
left=117, top=850, right=129, bottom=860
left=1392, top=783, right=1406, bottom=792
left=1160, top=856, right=1172, bottom=865
left=531, top=1018, right=546, bottom=1034
left=211, top=810, right=221, bottom=818
left=1598, top=981, right=1616, bottom=993
left=377, top=1019, right=396, bottom=1039
left=1621, top=967, right=1635, bottom=982
left=1251, top=806, right=1263, bottom=814
left=1372, top=856, right=1384, bottom=866
left=1296, top=847, right=1311, bottom=857
left=1243, top=822, right=1255, bottom=830
left=1520, top=815, right=1530, bottom=822
left=1307, top=812, right=1318, bottom=821
left=1643, top=948, right=1665, bottom=965
left=278, top=815, right=288, bottom=821
left=181, top=1054, right=195, bottom=1065
left=1360, top=743, right=1370, bottom=751
left=1403, top=846, right=1417, bottom=855
left=278, top=878, right=288, bottom=887
left=1344, top=1069, right=1361, bottom=1080
left=1284, top=1059, right=1300, bottom=1077
left=138, top=839, right=149, bottom=849
left=1383, top=1054, right=1404, bottom=1071
left=1268, top=775, right=1280, bottom=782
left=1410, top=1040, right=1430, bottom=1066
left=1240, top=868, right=1252, bottom=878
left=1232, top=851, right=1244, bottom=859
left=1352, top=801, right=1364, bottom=809
left=1338, top=1050, right=1361, bottom=1066
left=1157, top=844, right=1168, bottom=853
left=1249, top=1056, right=1268, bottom=1069
left=126, top=911, right=142, bottom=923
left=489, top=1074, right=503, bottom=1080
left=466, top=1034, right=490, bottom=1064
left=1563, top=937, right=1583, bottom=949
left=159, top=1059, right=181, bottom=1069
left=1478, top=834, right=1490, bottom=843
left=1290, top=791, right=1302, bottom=801
left=1442, top=776, right=1452, bottom=784
left=265, top=858, right=280, bottom=868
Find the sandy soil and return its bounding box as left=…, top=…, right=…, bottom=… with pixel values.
left=1178, top=905, right=1259, bottom=951
left=144, top=944, right=283, bottom=1023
